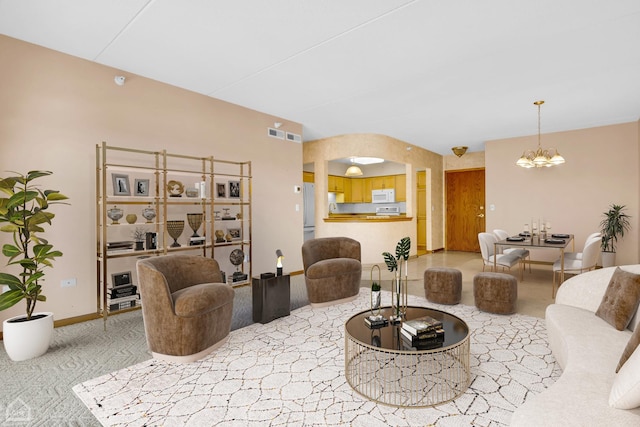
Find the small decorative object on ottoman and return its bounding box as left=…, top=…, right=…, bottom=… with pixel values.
left=473, top=272, right=517, bottom=314
left=424, top=267, right=462, bottom=305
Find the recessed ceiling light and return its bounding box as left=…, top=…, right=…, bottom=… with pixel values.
left=352, top=157, right=384, bottom=165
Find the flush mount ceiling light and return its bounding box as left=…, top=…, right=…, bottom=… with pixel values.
left=351, top=157, right=384, bottom=165
left=516, top=101, right=565, bottom=168
left=345, top=159, right=363, bottom=176
left=451, top=146, right=468, bottom=157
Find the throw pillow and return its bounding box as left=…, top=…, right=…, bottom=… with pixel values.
left=610, top=340, right=640, bottom=409
left=595, top=267, right=640, bottom=331
left=616, top=325, right=640, bottom=373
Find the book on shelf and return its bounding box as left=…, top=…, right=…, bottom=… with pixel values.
left=108, top=285, right=137, bottom=298
left=109, top=299, right=138, bottom=312
left=401, top=315, right=443, bottom=336
left=400, top=326, right=444, bottom=345
left=108, top=294, right=140, bottom=304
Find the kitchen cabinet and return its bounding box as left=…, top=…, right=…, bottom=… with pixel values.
left=395, top=174, right=406, bottom=202
left=364, top=178, right=372, bottom=202
left=348, top=178, right=364, bottom=203
left=343, top=178, right=352, bottom=201
left=371, top=176, right=395, bottom=190
left=303, top=171, right=314, bottom=183
left=328, top=175, right=345, bottom=193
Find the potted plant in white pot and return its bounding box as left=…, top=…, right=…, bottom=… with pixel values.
left=599, top=204, right=631, bottom=268
left=0, top=170, right=68, bottom=361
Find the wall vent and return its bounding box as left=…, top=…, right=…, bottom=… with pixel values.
left=286, top=132, right=302, bottom=143
left=267, top=128, right=285, bottom=139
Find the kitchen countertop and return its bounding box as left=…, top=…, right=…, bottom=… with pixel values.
left=324, top=213, right=411, bottom=222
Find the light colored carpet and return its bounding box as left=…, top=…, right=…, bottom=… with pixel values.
left=73, top=290, right=561, bottom=426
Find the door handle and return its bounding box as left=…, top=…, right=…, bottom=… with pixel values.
left=477, top=213, right=485, bottom=218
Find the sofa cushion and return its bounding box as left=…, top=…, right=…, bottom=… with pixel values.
left=595, top=267, right=640, bottom=331
left=306, top=258, right=361, bottom=279
left=617, top=325, right=640, bottom=373
left=610, top=341, right=640, bottom=409
left=172, top=283, right=233, bottom=317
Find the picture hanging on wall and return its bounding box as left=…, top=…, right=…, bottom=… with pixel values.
left=216, top=182, right=227, bottom=198
left=112, top=173, right=131, bottom=196
left=228, top=180, right=240, bottom=198
left=134, top=179, right=150, bottom=196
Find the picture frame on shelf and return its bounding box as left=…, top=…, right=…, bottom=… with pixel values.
left=228, top=180, right=240, bottom=198
left=216, top=182, right=227, bottom=198
left=111, top=271, right=132, bottom=287
left=227, top=227, right=242, bottom=241
left=112, top=173, right=131, bottom=196
left=134, top=178, right=150, bottom=196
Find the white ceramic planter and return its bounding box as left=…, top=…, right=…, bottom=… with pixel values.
left=3, top=312, right=54, bottom=361
left=601, top=252, right=616, bottom=268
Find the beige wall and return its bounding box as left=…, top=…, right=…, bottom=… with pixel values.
left=0, top=35, right=304, bottom=328
left=303, top=134, right=444, bottom=263
left=485, top=122, right=640, bottom=264
left=444, top=151, right=485, bottom=171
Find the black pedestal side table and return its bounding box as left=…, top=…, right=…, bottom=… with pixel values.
left=252, top=274, right=290, bottom=323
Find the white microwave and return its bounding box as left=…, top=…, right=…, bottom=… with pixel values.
left=372, top=189, right=395, bottom=203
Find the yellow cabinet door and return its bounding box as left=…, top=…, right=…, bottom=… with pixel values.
left=303, top=171, right=314, bottom=183
left=350, top=179, right=364, bottom=202
left=364, top=178, right=372, bottom=202
left=395, top=174, right=406, bottom=202
left=343, top=178, right=352, bottom=202
left=328, top=175, right=345, bottom=193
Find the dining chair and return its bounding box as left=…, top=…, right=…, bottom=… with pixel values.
left=478, top=232, right=522, bottom=280
left=493, top=229, right=531, bottom=273
left=552, top=237, right=601, bottom=297
left=563, top=232, right=602, bottom=260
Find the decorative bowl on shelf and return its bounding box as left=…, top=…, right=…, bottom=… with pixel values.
left=107, top=206, right=123, bottom=225
left=185, top=188, right=198, bottom=198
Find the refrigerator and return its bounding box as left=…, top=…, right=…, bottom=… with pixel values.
left=303, top=182, right=315, bottom=241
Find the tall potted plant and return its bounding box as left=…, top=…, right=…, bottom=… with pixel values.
left=0, top=170, right=68, bottom=361
left=382, top=236, right=411, bottom=322
left=599, top=204, right=631, bottom=268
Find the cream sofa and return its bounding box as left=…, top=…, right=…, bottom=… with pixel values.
left=511, top=265, right=640, bottom=426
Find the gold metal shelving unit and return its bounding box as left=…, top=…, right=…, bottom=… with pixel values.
left=96, top=142, right=251, bottom=326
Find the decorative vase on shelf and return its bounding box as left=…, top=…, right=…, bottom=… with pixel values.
left=187, top=213, right=203, bottom=238
left=107, top=206, right=123, bottom=225
left=166, top=220, right=184, bottom=247
left=125, top=213, right=137, bottom=224
left=142, top=206, right=156, bottom=223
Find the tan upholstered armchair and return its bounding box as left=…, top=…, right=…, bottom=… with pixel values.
left=302, top=237, right=362, bottom=307
left=136, top=255, right=234, bottom=363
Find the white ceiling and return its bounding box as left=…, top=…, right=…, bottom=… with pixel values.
left=1, top=0, right=639, bottom=155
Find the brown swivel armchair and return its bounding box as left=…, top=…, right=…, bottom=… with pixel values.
left=302, top=237, right=362, bottom=307
left=136, top=255, right=234, bottom=363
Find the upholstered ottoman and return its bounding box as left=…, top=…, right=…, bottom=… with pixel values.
left=424, top=267, right=462, bottom=305
left=473, top=272, right=517, bottom=314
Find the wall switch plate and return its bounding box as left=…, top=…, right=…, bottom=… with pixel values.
left=61, top=278, right=77, bottom=288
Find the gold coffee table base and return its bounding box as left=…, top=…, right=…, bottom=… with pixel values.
left=344, top=306, right=470, bottom=407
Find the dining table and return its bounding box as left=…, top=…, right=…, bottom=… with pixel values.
left=494, top=233, right=575, bottom=297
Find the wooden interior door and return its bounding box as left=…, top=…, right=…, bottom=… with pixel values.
left=446, top=169, right=485, bottom=252
left=416, top=171, right=427, bottom=254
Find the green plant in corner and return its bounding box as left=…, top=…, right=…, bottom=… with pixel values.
left=0, top=171, right=69, bottom=320
left=600, top=204, right=631, bottom=253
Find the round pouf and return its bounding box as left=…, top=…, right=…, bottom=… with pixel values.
left=473, top=272, right=517, bottom=314
left=424, top=267, right=462, bottom=305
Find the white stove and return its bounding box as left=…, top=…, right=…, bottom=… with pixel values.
left=375, top=206, right=400, bottom=216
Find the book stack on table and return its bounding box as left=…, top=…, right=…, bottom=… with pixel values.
left=400, top=315, right=445, bottom=350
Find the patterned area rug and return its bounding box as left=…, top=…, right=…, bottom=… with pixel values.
left=73, top=290, right=560, bottom=426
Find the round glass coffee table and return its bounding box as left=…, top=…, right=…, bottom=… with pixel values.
left=344, top=306, right=470, bottom=407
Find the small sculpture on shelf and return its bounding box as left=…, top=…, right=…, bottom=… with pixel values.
left=167, top=180, right=184, bottom=197
left=131, top=227, right=147, bottom=251
left=125, top=213, right=137, bottom=224
left=230, top=249, right=247, bottom=283
left=187, top=213, right=205, bottom=246
left=215, top=229, right=225, bottom=243
left=107, top=206, right=123, bottom=225
left=142, top=205, right=156, bottom=223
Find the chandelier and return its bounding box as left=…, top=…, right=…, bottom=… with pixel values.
left=516, top=100, right=565, bottom=168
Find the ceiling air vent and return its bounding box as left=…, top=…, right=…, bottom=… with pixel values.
left=267, top=128, right=285, bottom=139
left=286, top=132, right=302, bottom=143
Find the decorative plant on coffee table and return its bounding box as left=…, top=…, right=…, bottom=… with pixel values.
left=600, top=204, right=631, bottom=267
left=0, top=170, right=69, bottom=361
left=382, top=236, right=410, bottom=323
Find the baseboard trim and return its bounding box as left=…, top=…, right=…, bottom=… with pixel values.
left=0, top=312, right=102, bottom=341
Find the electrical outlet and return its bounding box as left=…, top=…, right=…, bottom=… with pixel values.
left=61, top=278, right=77, bottom=288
